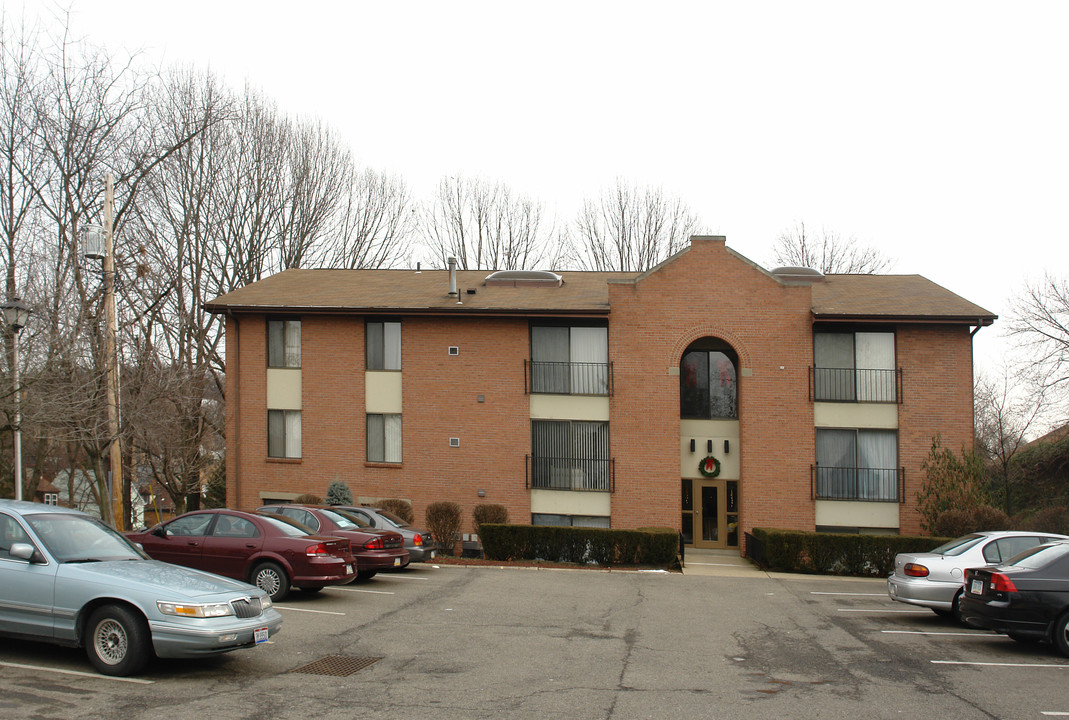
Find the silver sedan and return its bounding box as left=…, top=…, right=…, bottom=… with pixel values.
left=887, top=530, right=1069, bottom=623
left=0, top=500, right=283, bottom=676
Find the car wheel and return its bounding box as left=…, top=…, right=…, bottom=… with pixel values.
left=1054, top=612, right=1069, bottom=657
left=85, top=605, right=151, bottom=677
left=356, top=570, right=377, bottom=581
left=951, top=590, right=973, bottom=627
left=251, top=562, right=290, bottom=601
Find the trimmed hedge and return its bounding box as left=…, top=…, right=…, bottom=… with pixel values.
left=479, top=524, right=678, bottom=567
left=748, top=528, right=952, bottom=577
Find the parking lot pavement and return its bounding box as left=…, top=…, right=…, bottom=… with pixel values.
left=2, top=564, right=1069, bottom=720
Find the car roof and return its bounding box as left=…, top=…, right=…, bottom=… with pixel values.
left=0, top=499, right=88, bottom=517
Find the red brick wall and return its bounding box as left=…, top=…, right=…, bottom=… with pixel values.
left=606, top=237, right=816, bottom=535
left=896, top=324, right=976, bottom=535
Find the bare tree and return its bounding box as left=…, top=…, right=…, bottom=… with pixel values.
left=771, top=221, right=893, bottom=274
left=974, top=370, right=1049, bottom=516
left=563, top=179, right=704, bottom=272
left=323, top=167, right=414, bottom=269
left=421, top=175, right=549, bottom=270
left=1009, top=274, right=1069, bottom=415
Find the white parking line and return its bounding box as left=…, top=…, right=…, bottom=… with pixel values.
left=1041, top=712, right=1069, bottom=716
left=811, top=592, right=886, bottom=596
left=838, top=608, right=929, bottom=613
left=882, top=630, right=995, bottom=638
left=329, top=587, right=395, bottom=595
left=379, top=574, right=429, bottom=580
left=932, top=660, right=1069, bottom=669
left=275, top=606, right=346, bottom=615
left=0, top=660, right=154, bottom=684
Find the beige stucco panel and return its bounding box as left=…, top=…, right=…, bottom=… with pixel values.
left=266, top=368, right=301, bottom=410
left=366, top=371, right=403, bottom=413
left=680, top=419, right=740, bottom=479
left=530, top=489, right=611, bottom=517
left=530, top=395, right=611, bottom=421
left=814, top=402, right=899, bottom=429
left=815, top=500, right=900, bottom=529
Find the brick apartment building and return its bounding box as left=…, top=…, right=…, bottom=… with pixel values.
left=205, top=236, right=996, bottom=551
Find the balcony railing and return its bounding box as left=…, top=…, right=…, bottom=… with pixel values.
left=810, top=367, right=902, bottom=403
left=811, top=465, right=904, bottom=502
left=526, top=455, right=615, bottom=492
left=526, top=360, right=613, bottom=396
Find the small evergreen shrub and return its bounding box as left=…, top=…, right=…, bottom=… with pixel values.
left=748, top=528, right=953, bottom=577
left=325, top=481, right=354, bottom=506
left=479, top=524, right=678, bottom=567
left=378, top=498, right=414, bottom=524
left=425, top=501, right=462, bottom=554
left=472, top=503, right=509, bottom=533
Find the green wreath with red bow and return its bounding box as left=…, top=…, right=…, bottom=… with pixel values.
left=699, top=455, right=721, bottom=478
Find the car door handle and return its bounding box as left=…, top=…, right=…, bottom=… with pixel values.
left=245, top=544, right=256, bottom=549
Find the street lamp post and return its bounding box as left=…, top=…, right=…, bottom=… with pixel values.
left=2, top=297, right=30, bottom=502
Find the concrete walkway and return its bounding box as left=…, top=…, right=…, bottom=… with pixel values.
left=679, top=547, right=769, bottom=577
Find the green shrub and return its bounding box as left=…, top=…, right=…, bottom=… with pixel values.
left=325, top=481, right=353, bottom=506
left=472, top=503, right=509, bottom=533
left=748, top=528, right=952, bottom=577
left=479, top=524, right=678, bottom=567
left=425, top=501, right=463, bottom=554
left=377, top=498, right=414, bottom=524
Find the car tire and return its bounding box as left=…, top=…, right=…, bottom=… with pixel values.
left=356, top=570, right=377, bottom=581
left=952, top=590, right=974, bottom=627
left=251, top=561, right=290, bottom=601
left=1054, top=612, right=1069, bottom=658
left=85, top=605, right=151, bottom=677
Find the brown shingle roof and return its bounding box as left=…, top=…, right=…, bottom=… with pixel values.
left=811, top=274, right=996, bottom=325
left=205, top=268, right=996, bottom=325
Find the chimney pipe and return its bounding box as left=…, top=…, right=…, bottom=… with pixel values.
left=447, top=257, right=458, bottom=296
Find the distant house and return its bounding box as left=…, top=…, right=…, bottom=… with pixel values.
left=34, top=478, right=61, bottom=506
left=205, top=235, right=996, bottom=552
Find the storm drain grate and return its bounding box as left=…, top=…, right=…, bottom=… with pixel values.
left=291, top=655, right=383, bottom=677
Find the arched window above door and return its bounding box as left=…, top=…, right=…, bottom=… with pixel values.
left=680, top=340, right=738, bottom=419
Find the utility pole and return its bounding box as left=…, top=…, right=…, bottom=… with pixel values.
left=103, top=174, right=124, bottom=530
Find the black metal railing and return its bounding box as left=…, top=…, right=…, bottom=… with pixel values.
left=811, top=465, right=903, bottom=502
left=526, top=455, right=614, bottom=492
left=526, top=360, right=613, bottom=396
left=810, top=367, right=902, bottom=403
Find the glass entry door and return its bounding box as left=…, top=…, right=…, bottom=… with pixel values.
left=683, top=479, right=739, bottom=549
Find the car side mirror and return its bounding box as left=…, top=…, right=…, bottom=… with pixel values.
left=152, top=526, right=167, bottom=538
left=9, top=542, right=40, bottom=563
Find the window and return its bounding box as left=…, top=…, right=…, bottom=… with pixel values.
left=164, top=513, right=213, bottom=537
left=531, top=420, right=610, bottom=491
left=367, top=413, right=402, bottom=463
left=815, top=429, right=898, bottom=501
left=43, top=493, right=59, bottom=506
left=680, top=348, right=738, bottom=419
left=268, top=410, right=301, bottom=458
left=267, top=319, right=301, bottom=368
left=530, top=324, right=609, bottom=395
left=813, top=331, right=895, bottom=402
left=532, top=514, right=610, bottom=528
left=367, top=321, right=401, bottom=370
left=210, top=515, right=258, bottom=538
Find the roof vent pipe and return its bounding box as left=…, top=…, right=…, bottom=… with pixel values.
left=447, top=257, right=458, bottom=296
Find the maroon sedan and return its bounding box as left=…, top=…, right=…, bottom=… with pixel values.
left=256, top=505, right=409, bottom=580
left=126, top=509, right=357, bottom=601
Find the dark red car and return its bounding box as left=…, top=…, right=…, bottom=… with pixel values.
left=126, top=509, right=357, bottom=601
left=256, top=505, right=409, bottom=580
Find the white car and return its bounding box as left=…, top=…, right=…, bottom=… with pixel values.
left=887, top=530, right=1069, bottom=623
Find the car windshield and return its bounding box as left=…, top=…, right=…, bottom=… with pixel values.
left=25, top=513, right=145, bottom=563
left=376, top=509, right=408, bottom=528
left=930, top=534, right=984, bottom=556
left=258, top=514, right=315, bottom=537
left=1004, top=542, right=1069, bottom=569
left=320, top=508, right=362, bottom=529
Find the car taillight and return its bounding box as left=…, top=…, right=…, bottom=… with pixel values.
left=305, top=543, right=329, bottom=557
left=363, top=537, right=384, bottom=550
left=904, top=563, right=929, bottom=577
left=988, top=573, right=1018, bottom=593
left=413, top=533, right=423, bottom=547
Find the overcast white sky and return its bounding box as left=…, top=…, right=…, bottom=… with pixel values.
left=17, top=1, right=1069, bottom=379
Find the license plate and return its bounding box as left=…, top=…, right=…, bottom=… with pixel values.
left=254, top=627, right=269, bottom=644
left=393, top=557, right=402, bottom=566
left=346, top=564, right=354, bottom=575
left=970, top=579, right=983, bottom=595
left=429, top=550, right=435, bottom=559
